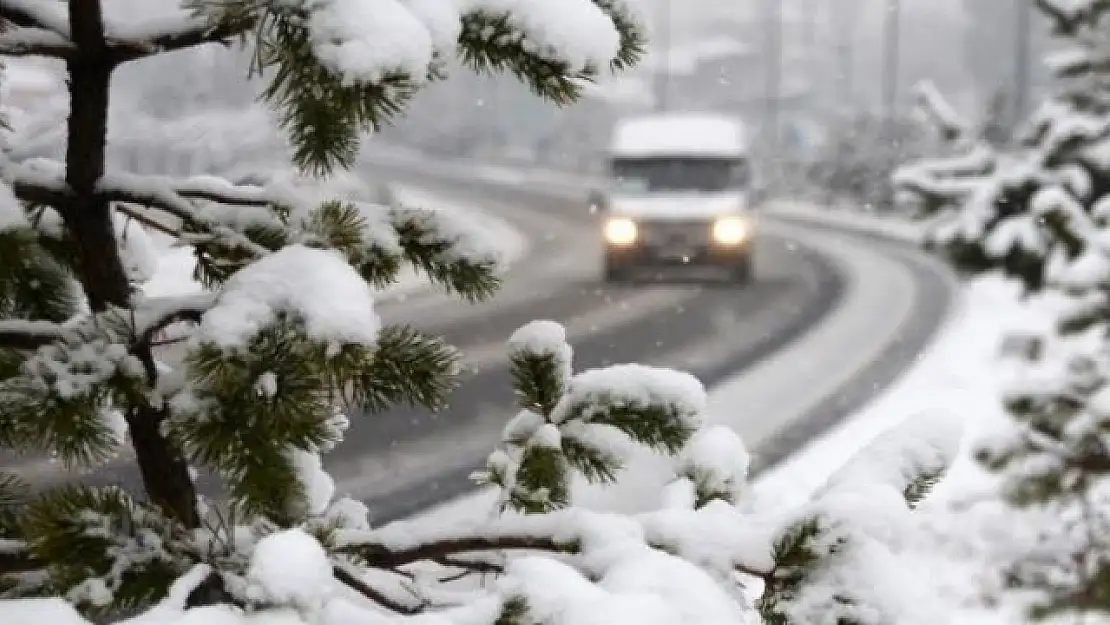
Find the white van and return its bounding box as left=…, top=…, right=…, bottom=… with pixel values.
left=589, top=112, right=756, bottom=283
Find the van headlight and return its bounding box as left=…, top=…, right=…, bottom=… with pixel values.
left=604, top=218, right=638, bottom=246
left=712, top=216, right=749, bottom=246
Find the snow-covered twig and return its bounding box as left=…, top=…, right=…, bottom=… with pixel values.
left=0, top=27, right=74, bottom=58
left=96, top=172, right=270, bottom=256
left=105, top=13, right=256, bottom=65
left=0, top=0, right=71, bottom=38
left=173, top=177, right=273, bottom=208
left=336, top=530, right=577, bottom=569
left=432, top=555, right=504, bottom=574
left=332, top=564, right=425, bottom=615
left=0, top=319, right=71, bottom=350
left=113, top=203, right=180, bottom=237
left=3, top=160, right=273, bottom=258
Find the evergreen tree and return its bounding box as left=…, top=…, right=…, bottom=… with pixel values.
left=896, top=0, right=1110, bottom=618
left=0, top=2, right=962, bottom=624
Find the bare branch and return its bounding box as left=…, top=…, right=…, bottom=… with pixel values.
left=735, top=562, right=774, bottom=584
left=133, top=296, right=212, bottom=351
left=337, top=526, right=775, bottom=592
left=0, top=319, right=70, bottom=350
left=106, top=14, right=257, bottom=65
left=114, top=204, right=180, bottom=237
left=175, top=178, right=273, bottom=207
left=337, top=532, right=577, bottom=569
left=433, top=555, right=504, bottom=574
left=332, top=564, right=425, bottom=615
left=0, top=547, right=42, bottom=574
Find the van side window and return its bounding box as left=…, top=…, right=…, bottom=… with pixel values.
left=731, top=160, right=751, bottom=187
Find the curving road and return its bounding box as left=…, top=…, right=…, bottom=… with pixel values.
left=11, top=160, right=956, bottom=527
left=353, top=158, right=955, bottom=521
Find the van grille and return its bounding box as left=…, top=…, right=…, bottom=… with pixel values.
left=639, top=221, right=711, bottom=246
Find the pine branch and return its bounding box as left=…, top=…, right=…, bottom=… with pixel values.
left=258, top=12, right=420, bottom=176
left=1036, top=0, right=1081, bottom=35
left=391, top=209, right=501, bottom=302
left=456, top=11, right=589, bottom=106
left=903, top=468, right=946, bottom=509
left=5, top=162, right=273, bottom=256
left=0, top=472, right=28, bottom=508
left=96, top=173, right=271, bottom=257
left=336, top=325, right=461, bottom=414
left=133, top=297, right=213, bottom=352
left=20, top=485, right=190, bottom=614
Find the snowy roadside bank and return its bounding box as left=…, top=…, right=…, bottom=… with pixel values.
left=761, top=199, right=924, bottom=244
left=749, top=274, right=1050, bottom=623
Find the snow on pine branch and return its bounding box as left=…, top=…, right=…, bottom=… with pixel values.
left=819, top=411, right=963, bottom=509
left=0, top=0, right=70, bottom=36
left=0, top=178, right=26, bottom=233
left=482, top=321, right=705, bottom=513
left=0, top=26, right=73, bottom=57
left=194, top=244, right=380, bottom=351
left=754, top=413, right=965, bottom=625
left=212, top=0, right=628, bottom=80
left=174, top=0, right=643, bottom=173
left=0, top=156, right=503, bottom=300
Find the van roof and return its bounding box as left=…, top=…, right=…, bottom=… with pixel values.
left=609, top=113, right=748, bottom=158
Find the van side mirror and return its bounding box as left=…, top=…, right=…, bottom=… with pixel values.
left=587, top=189, right=607, bottom=214
left=748, top=189, right=764, bottom=209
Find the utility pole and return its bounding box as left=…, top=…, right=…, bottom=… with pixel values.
left=834, top=0, right=858, bottom=117
left=881, top=0, right=902, bottom=121
left=800, top=0, right=817, bottom=118
left=652, top=0, right=671, bottom=112
left=764, top=0, right=783, bottom=157
left=1013, top=0, right=1032, bottom=126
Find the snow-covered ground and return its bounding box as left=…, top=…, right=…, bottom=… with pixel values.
left=9, top=185, right=1031, bottom=622
left=406, top=204, right=1040, bottom=623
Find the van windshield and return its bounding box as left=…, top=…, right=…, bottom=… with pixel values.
left=611, top=157, right=748, bottom=194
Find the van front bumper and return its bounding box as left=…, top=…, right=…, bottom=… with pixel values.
left=605, top=241, right=752, bottom=267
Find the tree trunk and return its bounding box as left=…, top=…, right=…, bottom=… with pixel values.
left=126, top=401, right=201, bottom=528
left=63, top=0, right=201, bottom=529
